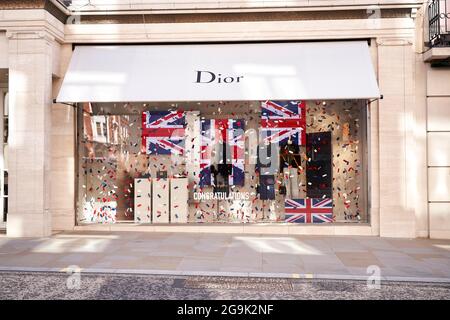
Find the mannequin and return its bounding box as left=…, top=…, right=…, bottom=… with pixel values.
left=280, top=136, right=301, bottom=170
left=280, top=136, right=300, bottom=198
left=255, top=142, right=277, bottom=200
left=211, top=139, right=231, bottom=194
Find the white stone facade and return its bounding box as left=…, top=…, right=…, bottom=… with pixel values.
left=0, top=0, right=448, bottom=238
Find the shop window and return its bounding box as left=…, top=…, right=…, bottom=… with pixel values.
left=3, top=115, right=7, bottom=144
left=95, top=122, right=102, bottom=136
left=1, top=91, right=7, bottom=225
left=2, top=170, right=7, bottom=223
left=77, top=101, right=368, bottom=225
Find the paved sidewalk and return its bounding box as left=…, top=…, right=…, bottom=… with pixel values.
left=0, top=231, right=449, bottom=282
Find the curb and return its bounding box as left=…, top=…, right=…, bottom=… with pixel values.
left=0, top=266, right=449, bottom=284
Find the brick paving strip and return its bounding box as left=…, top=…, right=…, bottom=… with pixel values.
left=0, top=266, right=449, bottom=283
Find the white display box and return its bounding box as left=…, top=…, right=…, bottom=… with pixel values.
left=134, top=178, right=151, bottom=224
left=152, top=178, right=170, bottom=223
left=170, top=178, right=189, bottom=223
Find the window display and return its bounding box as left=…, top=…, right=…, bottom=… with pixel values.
left=77, top=100, right=368, bottom=225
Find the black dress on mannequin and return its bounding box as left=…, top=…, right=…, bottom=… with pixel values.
left=255, top=143, right=277, bottom=200
left=212, top=142, right=232, bottom=194
left=279, top=142, right=301, bottom=172
left=306, top=132, right=332, bottom=198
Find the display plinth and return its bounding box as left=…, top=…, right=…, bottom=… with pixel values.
left=134, top=178, right=151, bottom=224
left=170, top=178, right=189, bottom=223
left=152, top=178, right=170, bottom=223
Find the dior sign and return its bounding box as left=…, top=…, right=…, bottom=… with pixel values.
left=195, top=70, right=244, bottom=84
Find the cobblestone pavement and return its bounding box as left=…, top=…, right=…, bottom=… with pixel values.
left=0, top=271, right=449, bottom=300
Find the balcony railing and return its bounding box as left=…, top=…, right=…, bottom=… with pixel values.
left=428, top=0, right=450, bottom=47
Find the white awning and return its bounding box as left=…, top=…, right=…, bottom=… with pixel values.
left=56, top=41, right=380, bottom=103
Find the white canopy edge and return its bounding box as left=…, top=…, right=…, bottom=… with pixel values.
left=56, top=41, right=380, bottom=103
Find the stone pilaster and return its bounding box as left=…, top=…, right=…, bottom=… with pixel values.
left=376, top=37, right=424, bottom=238
left=50, top=43, right=76, bottom=231
left=6, top=30, right=54, bottom=237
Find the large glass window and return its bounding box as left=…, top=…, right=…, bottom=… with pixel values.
left=77, top=100, right=369, bottom=224
left=0, top=90, right=8, bottom=227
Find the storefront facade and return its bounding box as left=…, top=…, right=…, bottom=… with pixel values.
left=0, top=0, right=449, bottom=239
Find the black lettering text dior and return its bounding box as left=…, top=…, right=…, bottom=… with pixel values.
left=195, top=70, right=243, bottom=84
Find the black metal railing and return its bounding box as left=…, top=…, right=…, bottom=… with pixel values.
left=55, top=0, right=72, bottom=7
left=428, top=0, right=450, bottom=47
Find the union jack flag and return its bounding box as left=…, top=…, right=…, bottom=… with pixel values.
left=200, top=119, right=245, bottom=187
left=260, top=100, right=306, bottom=145
left=284, top=198, right=334, bottom=223
left=141, top=111, right=185, bottom=155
